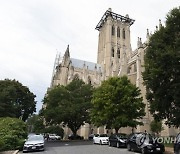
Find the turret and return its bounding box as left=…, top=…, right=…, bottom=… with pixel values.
left=96, top=8, right=135, bottom=78
left=146, top=29, right=150, bottom=40
left=137, top=37, right=143, bottom=49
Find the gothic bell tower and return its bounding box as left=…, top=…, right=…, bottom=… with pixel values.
left=96, top=8, right=135, bottom=79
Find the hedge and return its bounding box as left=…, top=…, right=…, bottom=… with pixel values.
left=0, top=117, right=27, bottom=151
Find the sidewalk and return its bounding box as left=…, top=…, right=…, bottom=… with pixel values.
left=165, top=147, right=174, bottom=154
left=0, top=150, right=19, bottom=154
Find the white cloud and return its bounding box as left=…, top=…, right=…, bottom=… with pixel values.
left=0, top=0, right=179, bottom=113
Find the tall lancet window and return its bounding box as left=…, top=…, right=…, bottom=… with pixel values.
left=117, top=48, right=120, bottom=58
left=123, top=28, right=126, bottom=39
left=88, top=76, right=92, bottom=85
left=117, top=27, right=120, bottom=38
left=112, top=25, right=115, bottom=36
left=111, top=47, right=114, bottom=57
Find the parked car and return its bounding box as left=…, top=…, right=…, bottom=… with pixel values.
left=23, top=134, right=45, bottom=152
left=88, top=134, right=95, bottom=140
left=109, top=133, right=127, bottom=148
left=68, top=134, right=84, bottom=140
left=126, top=132, right=165, bottom=154
left=49, top=134, right=61, bottom=140
left=93, top=134, right=109, bottom=145
left=174, top=133, right=180, bottom=154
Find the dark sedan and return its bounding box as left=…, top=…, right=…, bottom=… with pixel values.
left=68, top=134, right=84, bottom=140
left=126, top=132, right=165, bottom=154
left=174, top=133, right=180, bottom=154
left=109, top=133, right=127, bottom=148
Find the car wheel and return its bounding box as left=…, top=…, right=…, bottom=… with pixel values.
left=93, top=139, right=95, bottom=144
left=108, top=141, right=111, bottom=146
left=127, top=144, right=131, bottom=151
left=100, top=140, right=102, bottom=145
left=117, top=142, right=120, bottom=148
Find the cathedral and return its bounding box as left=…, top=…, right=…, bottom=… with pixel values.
left=50, top=8, right=179, bottom=139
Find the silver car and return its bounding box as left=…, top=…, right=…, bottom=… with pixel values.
left=23, top=134, right=45, bottom=152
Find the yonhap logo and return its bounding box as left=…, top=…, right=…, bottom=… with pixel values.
left=136, top=133, right=150, bottom=148
left=152, top=136, right=177, bottom=144
left=136, top=133, right=179, bottom=145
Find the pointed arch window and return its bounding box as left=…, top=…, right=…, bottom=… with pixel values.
left=117, top=27, right=120, bottom=38
left=111, top=47, right=114, bottom=57
left=88, top=76, right=92, bottom=85
left=123, top=28, right=126, bottom=39
left=117, top=48, right=120, bottom=58
left=112, top=25, right=115, bottom=36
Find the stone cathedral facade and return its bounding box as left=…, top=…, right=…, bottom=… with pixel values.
left=50, top=8, right=179, bottom=139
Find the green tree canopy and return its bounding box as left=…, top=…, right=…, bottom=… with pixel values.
left=26, top=114, right=45, bottom=133
left=150, top=120, right=164, bottom=136
left=143, top=7, right=180, bottom=127
left=90, top=76, right=145, bottom=133
left=0, top=79, right=36, bottom=121
left=43, top=78, right=93, bottom=135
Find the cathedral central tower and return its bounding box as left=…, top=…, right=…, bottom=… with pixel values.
left=96, top=8, right=135, bottom=79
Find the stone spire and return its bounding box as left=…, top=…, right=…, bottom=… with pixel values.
left=108, top=8, right=112, bottom=12
left=146, top=29, right=150, bottom=39
left=139, top=38, right=143, bottom=48
left=137, top=37, right=140, bottom=48
left=137, top=37, right=143, bottom=48
left=64, top=45, right=70, bottom=58
left=62, top=45, right=70, bottom=66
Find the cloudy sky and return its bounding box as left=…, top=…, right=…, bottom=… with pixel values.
left=0, top=0, right=179, bottom=113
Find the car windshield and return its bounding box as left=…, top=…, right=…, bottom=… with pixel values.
left=49, top=134, right=55, bottom=136
left=136, top=133, right=154, bottom=143
left=94, top=134, right=99, bottom=137
left=28, top=135, right=44, bottom=141
left=116, top=133, right=127, bottom=139
left=100, top=134, right=108, bottom=137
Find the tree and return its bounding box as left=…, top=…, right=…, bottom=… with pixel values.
left=0, top=117, right=27, bottom=151
left=44, top=126, right=64, bottom=139
left=150, top=120, right=164, bottom=136
left=90, top=76, right=145, bottom=133
left=0, top=79, right=36, bottom=121
left=143, top=7, right=180, bottom=127
left=26, top=114, right=45, bottom=133
left=43, top=78, right=93, bottom=135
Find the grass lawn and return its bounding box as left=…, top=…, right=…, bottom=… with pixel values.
left=165, top=143, right=173, bottom=148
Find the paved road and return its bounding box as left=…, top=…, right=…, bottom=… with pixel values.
left=19, top=140, right=138, bottom=154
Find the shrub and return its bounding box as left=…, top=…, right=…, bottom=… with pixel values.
left=0, top=117, right=27, bottom=151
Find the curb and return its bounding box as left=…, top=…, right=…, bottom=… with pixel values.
left=12, top=150, right=19, bottom=154
left=0, top=150, right=19, bottom=154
